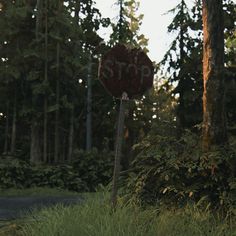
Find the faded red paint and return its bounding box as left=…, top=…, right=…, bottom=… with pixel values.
left=99, top=44, right=154, bottom=99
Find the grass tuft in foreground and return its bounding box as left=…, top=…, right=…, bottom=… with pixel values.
left=20, top=193, right=236, bottom=236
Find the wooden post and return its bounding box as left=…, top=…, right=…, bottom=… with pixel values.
left=111, top=92, right=128, bottom=208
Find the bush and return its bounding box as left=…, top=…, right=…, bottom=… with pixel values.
left=124, top=130, right=236, bottom=210
left=0, top=158, right=32, bottom=189
left=72, top=148, right=113, bottom=190
left=0, top=149, right=114, bottom=192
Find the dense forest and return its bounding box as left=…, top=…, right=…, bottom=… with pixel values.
left=0, top=0, right=236, bottom=212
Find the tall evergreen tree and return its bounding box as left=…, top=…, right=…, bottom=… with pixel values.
left=0, top=0, right=112, bottom=161
left=110, top=0, right=148, bottom=50
left=202, top=0, right=227, bottom=151
left=161, top=0, right=203, bottom=131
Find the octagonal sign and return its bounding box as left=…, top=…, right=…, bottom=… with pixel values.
left=98, top=44, right=154, bottom=99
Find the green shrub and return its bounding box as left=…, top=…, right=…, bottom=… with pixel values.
left=0, top=149, right=114, bottom=192
left=0, top=158, right=33, bottom=189
left=72, top=148, right=113, bottom=190
left=124, top=130, right=236, bottom=210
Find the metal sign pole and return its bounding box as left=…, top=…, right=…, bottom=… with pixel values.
left=111, top=92, right=129, bottom=208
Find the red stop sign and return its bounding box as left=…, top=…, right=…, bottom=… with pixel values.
left=98, top=44, right=154, bottom=99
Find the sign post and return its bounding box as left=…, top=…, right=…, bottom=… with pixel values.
left=98, top=44, right=154, bottom=207
left=111, top=92, right=129, bottom=208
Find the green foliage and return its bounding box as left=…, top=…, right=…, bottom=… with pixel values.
left=0, top=158, right=87, bottom=192
left=124, top=130, right=236, bottom=210
left=161, top=0, right=203, bottom=129
left=0, top=149, right=113, bottom=192
left=110, top=0, right=148, bottom=51
left=72, top=149, right=114, bottom=190
left=161, top=0, right=236, bottom=130
left=21, top=193, right=236, bottom=236
left=30, top=165, right=87, bottom=192
left=0, top=0, right=115, bottom=162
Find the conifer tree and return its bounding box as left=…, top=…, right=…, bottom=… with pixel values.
left=161, top=0, right=203, bottom=130
left=110, top=0, right=148, bottom=50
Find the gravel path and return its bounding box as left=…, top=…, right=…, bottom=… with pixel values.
left=0, top=196, right=82, bottom=220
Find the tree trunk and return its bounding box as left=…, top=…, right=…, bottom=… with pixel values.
left=30, top=121, right=42, bottom=163
left=43, top=99, right=48, bottom=162
left=3, top=101, right=9, bottom=155
left=177, top=0, right=186, bottom=132
left=35, top=0, right=42, bottom=39
left=54, top=40, right=60, bottom=163
left=30, top=0, right=42, bottom=164
left=68, top=106, right=74, bottom=162
left=54, top=0, right=62, bottom=163
left=86, top=55, right=92, bottom=151
left=202, top=0, right=227, bottom=151
left=10, top=88, right=17, bottom=155
left=43, top=0, right=48, bottom=163
left=74, top=1, right=80, bottom=19
left=62, top=134, right=66, bottom=162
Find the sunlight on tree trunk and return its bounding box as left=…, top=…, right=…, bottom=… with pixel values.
left=202, top=0, right=227, bottom=151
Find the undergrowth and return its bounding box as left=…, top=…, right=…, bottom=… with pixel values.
left=20, top=193, right=236, bottom=236
left=123, top=129, right=236, bottom=212
left=0, top=149, right=113, bottom=192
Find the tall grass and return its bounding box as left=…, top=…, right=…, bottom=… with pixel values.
left=21, top=194, right=236, bottom=236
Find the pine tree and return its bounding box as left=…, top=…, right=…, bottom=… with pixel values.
left=110, top=0, right=148, bottom=50
left=161, top=0, right=203, bottom=131
left=0, top=0, right=112, bottom=160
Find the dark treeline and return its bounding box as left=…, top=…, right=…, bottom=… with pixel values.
left=0, top=0, right=115, bottom=164
left=0, top=0, right=235, bottom=180
left=0, top=0, right=159, bottom=167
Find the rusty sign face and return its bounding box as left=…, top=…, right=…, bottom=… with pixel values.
left=98, top=44, right=154, bottom=99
